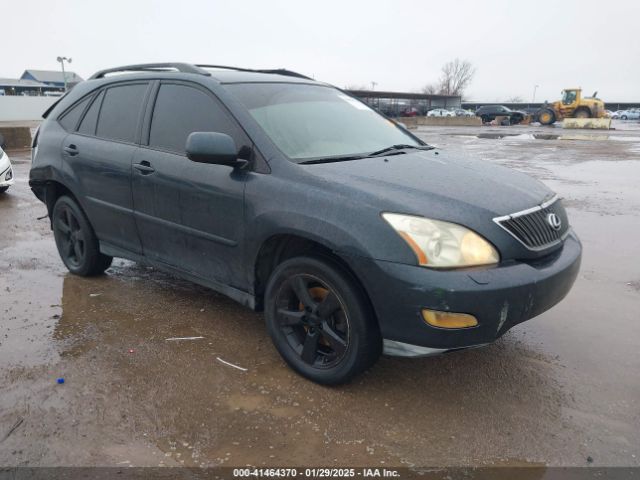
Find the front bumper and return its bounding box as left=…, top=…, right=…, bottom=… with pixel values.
left=347, top=231, right=582, bottom=355
left=0, top=153, right=14, bottom=187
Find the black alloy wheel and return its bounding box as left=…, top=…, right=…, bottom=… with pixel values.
left=265, top=256, right=382, bottom=384
left=274, top=273, right=349, bottom=369
left=52, top=196, right=113, bottom=276
left=54, top=203, right=86, bottom=270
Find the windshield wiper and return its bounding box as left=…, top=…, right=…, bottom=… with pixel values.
left=366, top=144, right=434, bottom=157
left=299, top=154, right=367, bottom=165
left=299, top=144, right=434, bottom=165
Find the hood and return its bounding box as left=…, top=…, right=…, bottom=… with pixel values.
left=302, top=149, right=553, bottom=224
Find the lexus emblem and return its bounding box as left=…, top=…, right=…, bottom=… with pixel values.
left=547, top=213, right=562, bottom=230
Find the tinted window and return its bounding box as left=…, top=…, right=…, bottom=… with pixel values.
left=78, top=90, right=104, bottom=136
left=149, top=84, right=242, bottom=154
left=58, top=96, right=91, bottom=131
left=96, top=84, right=148, bottom=143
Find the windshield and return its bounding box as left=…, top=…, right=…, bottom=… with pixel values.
left=225, top=83, right=421, bottom=162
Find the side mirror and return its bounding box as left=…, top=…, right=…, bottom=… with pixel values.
left=186, top=132, right=240, bottom=167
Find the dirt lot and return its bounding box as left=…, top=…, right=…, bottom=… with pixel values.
left=1, top=121, right=639, bottom=470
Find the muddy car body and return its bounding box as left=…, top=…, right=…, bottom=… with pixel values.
left=29, top=63, right=581, bottom=384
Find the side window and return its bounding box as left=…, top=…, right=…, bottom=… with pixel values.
left=58, top=96, right=92, bottom=132
left=148, top=84, right=244, bottom=155
left=77, top=90, right=104, bottom=136
left=96, top=84, right=148, bottom=143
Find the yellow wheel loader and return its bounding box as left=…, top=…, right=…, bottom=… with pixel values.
left=538, top=88, right=606, bottom=125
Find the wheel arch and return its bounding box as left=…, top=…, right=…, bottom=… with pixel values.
left=574, top=106, right=592, bottom=117
left=40, top=180, right=82, bottom=220
left=252, top=233, right=374, bottom=317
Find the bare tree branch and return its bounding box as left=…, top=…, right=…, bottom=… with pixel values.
left=438, top=58, right=475, bottom=96
left=421, top=83, right=440, bottom=95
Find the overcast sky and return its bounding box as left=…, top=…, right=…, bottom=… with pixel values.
left=3, top=0, right=638, bottom=101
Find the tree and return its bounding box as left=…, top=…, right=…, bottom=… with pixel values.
left=438, top=58, right=475, bottom=96
left=421, top=59, right=475, bottom=97
left=506, top=95, right=524, bottom=103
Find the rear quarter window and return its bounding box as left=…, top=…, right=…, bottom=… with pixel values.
left=96, top=83, right=148, bottom=143
left=78, top=90, right=104, bottom=136
left=58, top=96, right=92, bottom=131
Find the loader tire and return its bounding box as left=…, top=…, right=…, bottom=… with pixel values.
left=538, top=109, right=556, bottom=125
left=574, top=108, right=591, bottom=119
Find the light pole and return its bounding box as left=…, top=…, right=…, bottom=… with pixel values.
left=532, top=84, right=539, bottom=103
left=371, top=81, right=377, bottom=91
left=56, top=56, right=72, bottom=91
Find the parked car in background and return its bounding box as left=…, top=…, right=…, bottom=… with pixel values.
left=427, top=108, right=454, bottom=117
left=30, top=62, right=582, bottom=384
left=0, top=147, right=15, bottom=193
left=400, top=107, right=419, bottom=117
left=618, top=110, right=640, bottom=120
left=453, top=108, right=474, bottom=117
left=475, top=105, right=526, bottom=125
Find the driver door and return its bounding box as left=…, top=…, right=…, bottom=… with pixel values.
left=132, top=81, right=251, bottom=287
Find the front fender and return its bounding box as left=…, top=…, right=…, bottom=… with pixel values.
left=248, top=210, right=376, bottom=262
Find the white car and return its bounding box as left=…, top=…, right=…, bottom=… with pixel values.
left=427, top=108, right=454, bottom=117
left=618, top=110, right=640, bottom=120
left=0, top=147, right=15, bottom=193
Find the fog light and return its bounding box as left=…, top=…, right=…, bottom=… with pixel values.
left=5, top=168, right=12, bottom=181
left=422, top=309, right=478, bottom=329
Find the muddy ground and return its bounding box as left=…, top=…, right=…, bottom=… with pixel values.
left=1, top=121, right=639, bottom=469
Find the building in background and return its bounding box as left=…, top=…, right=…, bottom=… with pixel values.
left=0, top=69, right=84, bottom=97
left=0, top=78, right=63, bottom=96
left=21, top=69, right=83, bottom=89
left=348, top=89, right=461, bottom=117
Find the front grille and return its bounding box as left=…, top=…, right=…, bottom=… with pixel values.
left=494, top=196, right=569, bottom=250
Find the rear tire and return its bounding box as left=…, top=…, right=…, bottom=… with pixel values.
left=538, top=109, right=556, bottom=125
left=621, top=115, right=628, bottom=120
left=574, top=107, right=591, bottom=119
left=52, top=196, right=113, bottom=276
left=264, top=256, right=382, bottom=385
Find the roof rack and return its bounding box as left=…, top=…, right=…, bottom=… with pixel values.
left=196, top=65, right=313, bottom=80
left=89, top=63, right=211, bottom=80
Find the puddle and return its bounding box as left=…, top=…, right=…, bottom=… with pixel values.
left=450, top=133, right=640, bottom=142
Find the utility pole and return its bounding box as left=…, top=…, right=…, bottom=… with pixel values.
left=56, top=57, right=72, bottom=91
left=371, top=81, right=377, bottom=91
left=532, top=84, right=539, bottom=103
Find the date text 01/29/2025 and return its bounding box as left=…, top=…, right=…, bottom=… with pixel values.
left=232, top=467, right=401, bottom=477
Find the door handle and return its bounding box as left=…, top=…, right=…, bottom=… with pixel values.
left=133, top=161, right=155, bottom=175
left=63, top=144, right=79, bottom=156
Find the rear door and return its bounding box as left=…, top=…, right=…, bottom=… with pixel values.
left=132, top=81, right=250, bottom=287
left=63, top=82, right=150, bottom=254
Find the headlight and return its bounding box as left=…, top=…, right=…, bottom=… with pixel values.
left=382, top=213, right=500, bottom=268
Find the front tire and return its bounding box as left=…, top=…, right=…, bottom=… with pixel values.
left=52, top=196, right=113, bottom=276
left=621, top=115, right=628, bottom=120
left=264, top=256, right=382, bottom=385
left=538, top=109, right=556, bottom=125
left=0, top=186, right=8, bottom=194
